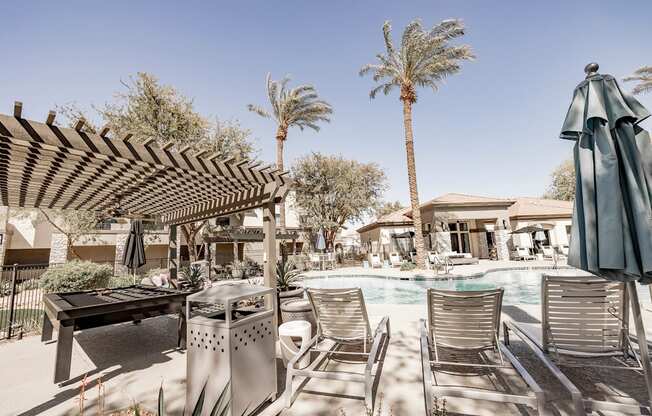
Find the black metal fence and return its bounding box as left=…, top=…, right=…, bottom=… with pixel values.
left=0, top=263, right=48, bottom=340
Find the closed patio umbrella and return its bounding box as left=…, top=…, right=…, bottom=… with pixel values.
left=122, top=219, right=146, bottom=276
left=560, top=63, right=652, bottom=401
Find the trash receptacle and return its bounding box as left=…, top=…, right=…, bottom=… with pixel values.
left=186, top=283, right=276, bottom=415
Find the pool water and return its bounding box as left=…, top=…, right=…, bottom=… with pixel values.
left=303, top=270, right=651, bottom=305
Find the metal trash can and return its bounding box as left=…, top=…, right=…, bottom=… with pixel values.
left=186, top=284, right=277, bottom=415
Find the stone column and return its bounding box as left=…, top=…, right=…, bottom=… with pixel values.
left=49, top=233, right=69, bottom=265
left=494, top=228, right=511, bottom=261
left=434, top=231, right=451, bottom=253
left=476, top=232, right=489, bottom=259
left=114, top=232, right=129, bottom=276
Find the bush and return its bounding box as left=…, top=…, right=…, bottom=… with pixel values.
left=400, top=262, right=417, bottom=271
left=109, top=275, right=135, bottom=288
left=40, top=261, right=113, bottom=293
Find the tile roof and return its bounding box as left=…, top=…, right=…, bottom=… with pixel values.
left=421, top=193, right=514, bottom=207
left=508, top=197, right=573, bottom=218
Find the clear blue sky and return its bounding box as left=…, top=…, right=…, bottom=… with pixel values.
left=2, top=1, right=651, bottom=205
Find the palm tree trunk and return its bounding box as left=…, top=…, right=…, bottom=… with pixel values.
left=401, top=99, right=427, bottom=268
left=275, top=134, right=286, bottom=233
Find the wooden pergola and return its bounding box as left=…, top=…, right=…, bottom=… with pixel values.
left=0, top=102, right=290, bottom=288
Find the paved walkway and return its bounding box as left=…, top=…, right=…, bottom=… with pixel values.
left=2, top=262, right=652, bottom=416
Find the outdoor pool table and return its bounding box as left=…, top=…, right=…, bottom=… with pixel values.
left=41, top=285, right=191, bottom=383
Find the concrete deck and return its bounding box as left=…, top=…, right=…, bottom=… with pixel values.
left=1, top=262, right=652, bottom=416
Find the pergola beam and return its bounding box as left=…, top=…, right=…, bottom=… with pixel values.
left=0, top=106, right=291, bottom=224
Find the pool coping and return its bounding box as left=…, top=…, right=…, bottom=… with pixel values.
left=300, top=265, right=574, bottom=282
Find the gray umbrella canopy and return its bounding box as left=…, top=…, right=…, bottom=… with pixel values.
left=561, top=65, right=652, bottom=284
left=122, top=219, right=146, bottom=271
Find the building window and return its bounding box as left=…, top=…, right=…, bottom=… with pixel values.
left=448, top=221, right=471, bottom=253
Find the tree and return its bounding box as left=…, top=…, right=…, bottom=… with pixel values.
left=52, top=74, right=256, bottom=262
left=375, top=201, right=405, bottom=218
left=291, top=153, right=387, bottom=249
left=624, top=66, right=652, bottom=95
left=544, top=159, right=575, bottom=201
left=360, top=19, right=474, bottom=268
left=247, top=74, right=333, bottom=232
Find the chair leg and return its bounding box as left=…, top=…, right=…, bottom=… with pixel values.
left=284, top=368, right=294, bottom=408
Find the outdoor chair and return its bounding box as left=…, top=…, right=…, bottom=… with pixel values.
left=541, top=246, right=555, bottom=260
left=421, top=288, right=548, bottom=415
left=389, top=252, right=402, bottom=267
left=504, top=275, right=649, bottom=415
left=369, top=253, right=382, bottom=268
left=515, top=247, right=537, bottom=261
left=285, top=288, right=391, bottom=412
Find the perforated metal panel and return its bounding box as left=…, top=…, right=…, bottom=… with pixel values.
left=186, top=285, right=276, bottom=416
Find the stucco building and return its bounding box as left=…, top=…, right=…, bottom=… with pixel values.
left=357, top=193, right=572, bottom=261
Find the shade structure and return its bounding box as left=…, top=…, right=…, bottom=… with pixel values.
left=122, top=219, right=146, bottom=271
left=560, top=63, right=652, bottom=406
left=510, top=225, right=547, bottom=234
left=0, top=103, right=290, bottom=225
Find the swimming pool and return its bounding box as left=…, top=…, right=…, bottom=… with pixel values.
left=303, top=269, right=650, bottom=305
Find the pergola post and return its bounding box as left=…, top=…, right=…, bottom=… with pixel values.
left=263, top=201, right=277, bottom=327
left=168, top=224, right=178, bottom=281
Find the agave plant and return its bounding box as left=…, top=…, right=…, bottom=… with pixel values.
left=179, top=264, right=204, bottom=289
left=276, top=259, right=301, bottom=291
left=158, top=380, right=234, bottom=416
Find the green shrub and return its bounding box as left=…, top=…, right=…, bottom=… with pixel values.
left=400, top=262, right=417, bottom=271
left=109, top=275, right=136, bottom=288
left=40, top=261, right=113, bottom=293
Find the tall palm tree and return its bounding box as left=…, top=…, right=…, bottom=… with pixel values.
left=360, top=19, right=474, bottom=268
left=624, top=66, right=652, bottom=95
left=248, top=74, right=333, bottom=232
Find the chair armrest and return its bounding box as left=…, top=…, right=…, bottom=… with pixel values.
left=420, top=319, right=434, bottom=416
left=287, top=334, right=320, bottom=370
left=365, top=316, right=390, bottom=373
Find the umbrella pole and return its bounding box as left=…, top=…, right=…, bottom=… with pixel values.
left=627, top=281, right=652, bottom=406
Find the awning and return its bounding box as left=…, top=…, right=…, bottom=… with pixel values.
left=0, top=102, right=290, bottom=225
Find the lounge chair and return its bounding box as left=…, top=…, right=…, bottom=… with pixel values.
left=420, top=288, right=547, bottom=415
left=285, top=288, right=391, bottom=411
left=369, top=253, right=382, bottom=268
left=505, top=275, right=649, bottom=415
left=541, top=246, right=555, bottom=260
left=389, top=252, right=403, bottom=267
left=514, top=247, right=536, bottom=261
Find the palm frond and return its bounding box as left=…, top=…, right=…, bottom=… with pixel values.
left=624, top=66, right=652, bottom=95
left=361, top=18, right=474, bottom=101
left=246, top=104, right=270, bottom=118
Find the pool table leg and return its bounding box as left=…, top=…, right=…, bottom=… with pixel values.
left=177, top=305, right=187, bottom=349
left=54, top=321, right=74, bottom=384
left=41, top=314, right=53, bottom=342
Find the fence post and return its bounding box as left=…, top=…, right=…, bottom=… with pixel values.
left=6, top=264, right=18, bottom=340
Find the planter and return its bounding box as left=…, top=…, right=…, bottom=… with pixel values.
left=278, top=286, right=304, bottom=304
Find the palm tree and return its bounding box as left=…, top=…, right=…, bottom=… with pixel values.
left=248, top=74, right=333, bottom=232
left=624, top=66, right=652, bottom=95
left=360, top=19, right=474, bottom=268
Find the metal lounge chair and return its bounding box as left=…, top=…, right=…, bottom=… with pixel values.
left=285, top=288, right=391, bottom=412
left=504, top=275, right=649, bottom=415
left=420, top=288, right=547, bottom=415
left=389, top=252, right=402, bottom=267
left=369, top=253, right=382, bottom=268
left=515, top=247, right=537, bottom=261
